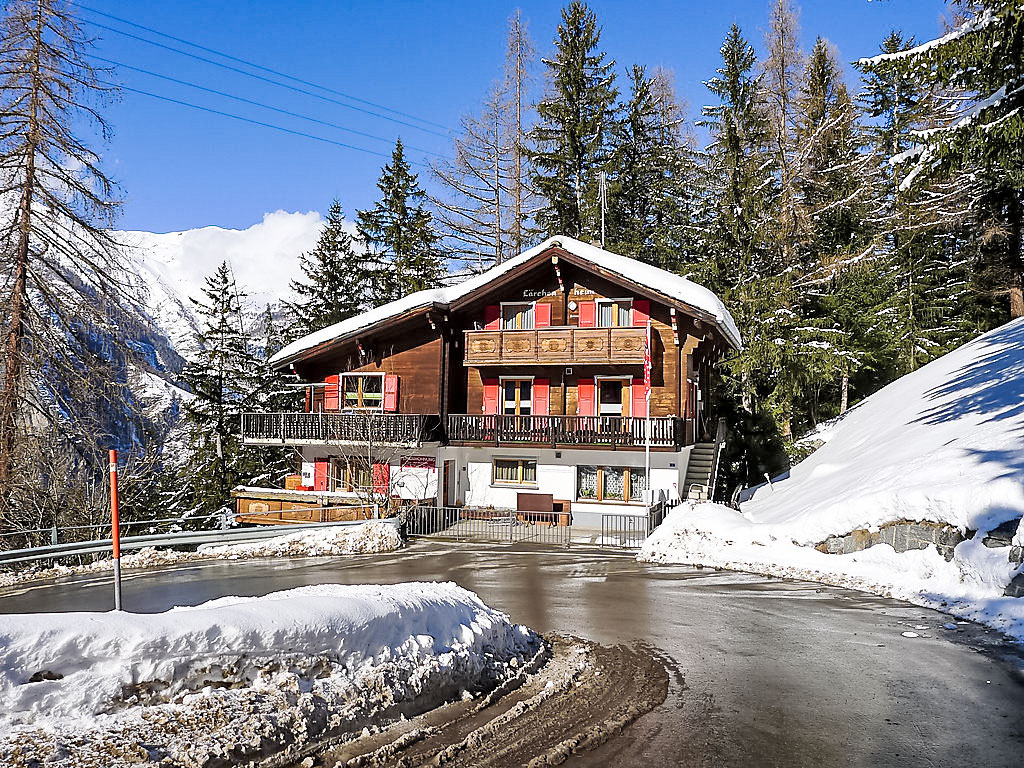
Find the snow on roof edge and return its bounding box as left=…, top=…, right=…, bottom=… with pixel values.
left=270, top=236, right=741, bottom=366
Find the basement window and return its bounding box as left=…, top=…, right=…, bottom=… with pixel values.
left=577, top=465, right=646, bottom=502
left=492, top=458, right=538, bottom=486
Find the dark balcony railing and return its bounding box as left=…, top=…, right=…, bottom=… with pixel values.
left=446, top=414, right=684, bottom=449
left=242, top=412, right=438, bottom=446
left=463, top=326, right=647, bottom=366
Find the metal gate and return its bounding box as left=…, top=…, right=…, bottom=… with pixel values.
left=403, top=506, right=572, bottom=547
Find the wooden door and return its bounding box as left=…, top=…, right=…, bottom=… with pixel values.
left=442, top=460, right=454, bottom=507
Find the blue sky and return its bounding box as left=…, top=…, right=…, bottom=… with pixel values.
left=80, top=1, right=951, bottom=233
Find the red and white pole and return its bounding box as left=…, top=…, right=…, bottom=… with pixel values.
left=109, top=449, right=123, bottom=611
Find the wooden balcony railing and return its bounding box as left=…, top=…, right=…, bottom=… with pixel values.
left=241, top=412, right=439, bottom=446
left=446, top=414, right=685, bottom=449
left=464, top=326, right=646, bottom=366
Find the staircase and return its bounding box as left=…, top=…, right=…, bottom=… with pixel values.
left=682, top=442, right=716, bottom=501
left=682, top=418, right=727, bottom=503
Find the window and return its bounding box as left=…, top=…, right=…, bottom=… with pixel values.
left=596, top=299, right=632, bottom=328
left=597, top=378, right=628, bottom=416
left=493, top=458, right=537, bottom=486
left=342, top=373, right=384, bottom=410
left=502, top=302, right=535, bottom=330
left=330, top=458, right=372, bottom=491
left=576, top=465, right=646, bottom=502
left=502, top=378, right=533, bottom=415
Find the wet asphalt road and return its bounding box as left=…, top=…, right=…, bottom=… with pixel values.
left=1, top=541, right=1022, bottom=767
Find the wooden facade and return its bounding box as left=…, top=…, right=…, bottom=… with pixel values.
left=248, top=243, right=735, bottom=451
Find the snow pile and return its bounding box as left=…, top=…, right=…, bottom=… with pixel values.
left=199, top=520, right=402, bottom=558
left=0, top=522, right=402, bottom=591
left=0, top=583, right=540, bottom=767
left=641, top=319, right=1024, bottom=640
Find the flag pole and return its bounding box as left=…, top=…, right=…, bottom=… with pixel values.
left=644, top=319, right=652, bottom=516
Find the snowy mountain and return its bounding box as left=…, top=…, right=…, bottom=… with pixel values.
left=119, top=210, right=326, bottom=356
left=642, top=319, right=1024, bottom=640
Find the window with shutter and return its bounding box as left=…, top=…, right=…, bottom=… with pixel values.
left=383, top=374, right=399, bottom=411
left=482, top=379, right=499, bottom=414
left=578, top=301, right=596, bottom=328
left=533, top=379, right=550, bottom=415
left=577, top=378, right=595, bottom=416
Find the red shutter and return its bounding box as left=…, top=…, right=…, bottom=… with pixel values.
left=484, top=305, right=500, bottom=330
left=577, top=377, right=595, bottom=416
left=482, top=378, right=499, bottom=414
left=304, top=386, right=311, bottom=413
left=372, top=462, right=390, bottom=495
left=578, top=301, right=596, bottom=328
left=631, top=378, right=648, bottom=418
left=324, top=375, right=340, bottom=410
left=533, top=378, right=550, bottom=415
left=383, top=374, right=399, bottom=412
left=632, top=299, right=650, bottom=327
left=314, top=459, right=329, bottom=491
left=535, top=302, right=552, bottom=328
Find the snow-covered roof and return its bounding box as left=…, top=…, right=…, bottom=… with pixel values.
left=270, top=235, right=742, bottom=367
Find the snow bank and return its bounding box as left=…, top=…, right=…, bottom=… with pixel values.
left=641, top=504, right=1024, bottom=640
left=641, top=320, right=1024, bottom=641
left=0, top=583, right=540, bottom=766
left=0, top=522, right=402, bottom=591
left=199, top=520, right=402, bottom=558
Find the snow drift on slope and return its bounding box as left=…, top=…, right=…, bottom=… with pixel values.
left=640, top=319, right=1024, bottom=640
left=744, top=317, right=1024, bottom=541
left=0, top=582, right=540, bottom=767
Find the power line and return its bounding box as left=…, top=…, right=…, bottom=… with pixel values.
left=71, top=1, right=452, bottom=133
left=80, top=16, right=451, bottom=140
left=93, top=54, right=445, bottom=159
left=110, top=82, right=431, bottom=165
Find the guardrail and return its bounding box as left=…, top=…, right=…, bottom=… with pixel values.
left=0, top=518, right=401, bottom=566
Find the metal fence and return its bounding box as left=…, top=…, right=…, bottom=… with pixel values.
left=598, top=500, right=672, bottom=550
left=403, top=505, right=572, bottom=546
left=0, top=518, right=400, bottom=567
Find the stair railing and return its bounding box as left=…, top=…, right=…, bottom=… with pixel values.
left=708, top=417, right=727, bottom=501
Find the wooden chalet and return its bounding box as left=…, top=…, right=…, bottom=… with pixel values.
left=238, top=236, right=741, bottom=527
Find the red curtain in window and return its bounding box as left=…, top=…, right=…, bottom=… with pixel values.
left=632, top=299, right=650, bottom=327
left=533, top=378, right=550, bottom=415
left=577, top=377, right=595, bottom=416
left=578, top=301, right=596, bottom=328
left=324, top=375, right=339, bottom=410
left=535, top=302, right=552, bottom=328
left=482, top=378, right=499, bottom=414
left=383, top=374, right=399, bottom=411
left=484, top=305, right=500, bottom=330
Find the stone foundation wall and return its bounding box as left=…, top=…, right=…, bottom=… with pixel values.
left=815, top=520, right=969, bottom=562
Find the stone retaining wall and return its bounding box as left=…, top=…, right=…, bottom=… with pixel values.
left=815, top=520, right=969, bottom=561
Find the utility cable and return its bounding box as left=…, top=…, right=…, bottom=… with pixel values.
left=82, top=17, right=450, bottom=139
left=94, top=54, right=445, bottom=159
left=110, top=82, right=432, bottom=165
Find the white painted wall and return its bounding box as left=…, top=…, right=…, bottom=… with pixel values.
left=298, top=445, right=438, bottom=500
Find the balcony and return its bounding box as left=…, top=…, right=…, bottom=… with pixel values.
left=241, top=412, right=439, bottom=446
left=446, top=414, right=685, bottom=449
left=464, top=326, right=646, bottom=366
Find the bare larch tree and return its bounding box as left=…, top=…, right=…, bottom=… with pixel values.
left=0, top=0, right=129, bottom=533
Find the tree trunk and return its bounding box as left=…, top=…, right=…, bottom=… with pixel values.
left=840, top=371, right=849, bottom=414
left=1008, top=193, right=1024, bottom=319
left=0, top=7, right=42, bottom=518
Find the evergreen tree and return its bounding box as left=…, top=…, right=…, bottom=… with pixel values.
left=861, top=1, right=1023, bottom=317
left=181, top=262, right=264, bottom=518
left=529, top=1, right=617, bottom=240
left=857, top=31, right=979, bottom=377
left=605, top=66, right=695, bottom=270
left=286, top=200, right=366, bottom=337
left=792, top=38, right=877, bottom=418
left=358, top=139, right=445, bottom=305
